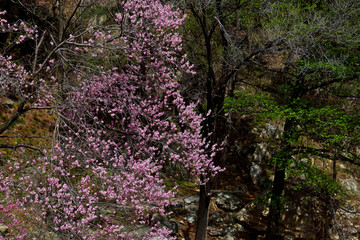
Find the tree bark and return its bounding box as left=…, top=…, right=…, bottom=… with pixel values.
left=333, top=157, right=337, bottom=180
left=265, top=118, right=294, bottom=240
left=265, top=162, right=285, bottom=240
left=195, top=181, right=211, bottom=240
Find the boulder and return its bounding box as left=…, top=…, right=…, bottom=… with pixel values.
left=184, top=203, right=198, bottom=213
left=184, top=213, right=197, bottom=224
left=184, top=196, right=199, bottom=204
left=215, top=192, right=242, bottom=211
left=253, top=143, right=270, bottom=164
left=250, top=162, right=263, bottom=186
left=260, top=123, right=283, bottom=139
left=340, top=177, right=360, bottom=195
left=0, top=224, right=8, bottom=235
left=2, top=99, right=15, bottom=109
left=151, top=214, right=179, bottom=236
left=207, top=226, right=224, bottom=236
left=234, top=205, right=267, bottom=232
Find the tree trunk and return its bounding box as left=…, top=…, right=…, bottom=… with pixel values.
left=265, top=119, right=294, bottom=240
left=265, top=163, right=285, bottom=240
left=195, top=181, right=210, bottom=240
left=333, top=158, right=337, bottom=180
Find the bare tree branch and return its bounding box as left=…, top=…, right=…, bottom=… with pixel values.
left=0, top=100, right=29, bottom=135
left=0, top=143, right=45, bottom=155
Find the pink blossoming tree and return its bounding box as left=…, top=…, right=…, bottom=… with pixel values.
left=0, top=1, right=220, bottom=239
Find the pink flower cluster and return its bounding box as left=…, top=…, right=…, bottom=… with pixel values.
left=0, top=11, right=52, bottom=107
left=0, top=11, right=36, bottom=43
left=0, top=173, right=27, bottom=239
left=0, top=1, right=221, bottom=239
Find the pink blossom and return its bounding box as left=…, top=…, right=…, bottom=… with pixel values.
left=0, top=1, right=220, bottom=239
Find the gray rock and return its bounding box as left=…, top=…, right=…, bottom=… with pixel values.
left=0, top=224, right=8, bottom=234
left=185, top=203, right=198, bottom=213
left=260, top=123, right=277, bottom=138
left=161, top=220, right=179, bottom=236
left=152, top=213, right=167, bottom=223
left=131, top=226, right=151, bottom=235
left=344, top=226, right=358, bottom=234
left=207, top=226, right=223, bottom=236
left=184, top=196, right=199, bottom=204
left=224, top=225, right=234, bottom=233
left=210, top=211, right=223, bottom=222
left=247, top=142, right=270, bottom=186
left=235, top=207, right=249, bottom=223
left=234, top=205, right=267, bottom=232
left=223, top=234, right=235, bottom=240
left=170, top=200, right=184, bottom=209
left=253, top=143, right=270, bottom=163
left=185, top=214, right=197, bottom=224
left=233, top=223, right=246, bottom=232
left=250, top=162, right=263, bottom=186
left=224, top=213, right=234, bottom=224
left=211, top=210, right=221, bottom=218
left=215, top=192, right=242, bottom=211
left=2, top=99, right=15, bottom=109
left=340, top=177, right=360, bottom=195
left=151, top=214, right=179, bottom=236
left=261, top=208, right=269, bottom=217
left=251, top=127, right=261, bottom=135
left=284, top=235, right=295, bottom=240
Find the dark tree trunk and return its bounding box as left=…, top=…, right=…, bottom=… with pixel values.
left=265, top=163, right=285, bottom=240
left=265, top=75, right=307, bottom=239
left=189, top=1, right=237, bottom=239
left=265, top=118, right=295, bottom=240
left=195, top=181, right=211, bottom=240
left=333, top=158, right=337, bottom=180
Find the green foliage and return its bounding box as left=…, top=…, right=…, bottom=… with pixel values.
left=226, top=90, right=359, bottom=149
left=263, top=0, right=360, bottom=84
left=181, top=0, right=359, bottom=236
left=225, top=86, right=359, bottom=198
left=301, top=105, right=360, bottom=146
left=224, top=89, right=284, bottom=124
left=289, top=160, right=344, bottom=196
left=233, top=0, right=263, bottom=31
